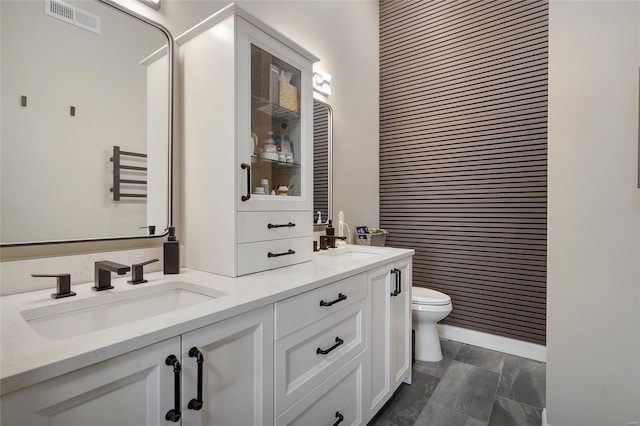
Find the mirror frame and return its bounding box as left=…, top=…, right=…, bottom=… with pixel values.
left=313, top=97, right=333, bottom=222
left=1, top=0, right=174, bottom=247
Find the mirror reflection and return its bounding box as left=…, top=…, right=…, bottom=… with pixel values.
left=0, top=0, right=171, bottom=245
left=313, top=99, right=331, bottom=224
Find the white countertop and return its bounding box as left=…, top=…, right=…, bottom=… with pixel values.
left=0, top=245, right=413, bottom=395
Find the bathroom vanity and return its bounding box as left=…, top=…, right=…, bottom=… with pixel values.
left=0, top=246, right=413, bottom=425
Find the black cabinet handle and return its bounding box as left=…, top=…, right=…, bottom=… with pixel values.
left=390, top=269, right=399, bottom=297
left=319, top=293, right=347, bottom=307
left=165, top=355, right=182, bottom=422
left=332, top=411, right=345, bottom=426
left=268, top=249, right=295, bottom=258
left=188, top=347, right=204, bottom=411
left=316, top=337, right=344, bottom=355
left=267, top=222, right=296, bottom=229
left=396, top=268, right=402, bottom=294
left=241, top=163, right=251, bottom=202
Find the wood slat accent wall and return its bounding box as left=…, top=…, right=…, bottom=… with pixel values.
left=313, top=101, right=330, bottom=222
left=379, top=0, right=548, bottom=345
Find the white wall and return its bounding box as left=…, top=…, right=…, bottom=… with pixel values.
left=547, top=1, right=640, bottom=425
left=116, top=0, right=381, bottom=230
left=0, top=0, right=165, bottom=243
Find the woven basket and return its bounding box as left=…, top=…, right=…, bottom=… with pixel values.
left=279, top=81, right=298, bottom=112
left=355, top=233, right=386, bottom=247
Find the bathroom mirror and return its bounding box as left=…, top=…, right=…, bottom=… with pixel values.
left=313, top=99, right=332, bottom=223
left=0, top=0, right=173, bottom=246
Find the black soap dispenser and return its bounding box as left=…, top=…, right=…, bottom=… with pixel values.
left=164, top=226, right=179, bottom=274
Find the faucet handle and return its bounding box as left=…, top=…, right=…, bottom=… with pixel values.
left=32, top=273, right=76, bottom=299
left=128, top=259, right=159, bottom=285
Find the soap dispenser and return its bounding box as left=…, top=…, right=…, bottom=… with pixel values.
left=164, top=226, right=179, bottom=274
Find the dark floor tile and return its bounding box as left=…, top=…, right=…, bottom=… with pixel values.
left=488, top=396, right=542, bottom=426
left=465, top=418, right=488, bottom=426
left=454, top=344, right=507, bottom=373
left=414, top=339, right=462, bottom=378
left=429, top=361, right=500, bottom=422
left=369, top=370, right=441, bottom=426
left=496, top=354, right=546, bottom=409
left=414, top=401, right=469, bottom=426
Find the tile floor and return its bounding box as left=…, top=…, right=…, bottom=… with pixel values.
left=369, top=339, right=546, bottom=426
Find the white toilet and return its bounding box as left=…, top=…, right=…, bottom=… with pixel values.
left=412, top=286, right=453, bottom=362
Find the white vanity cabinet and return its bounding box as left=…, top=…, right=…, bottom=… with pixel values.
left=0, top=336, right=180, bottom=426
left=0, top=307, right=273, bottom=426
left=181, top=305, right=274, bottom=426
left=178, top=4, right=318, bottom=277
left=367, top=258, right=412, bottom=422
left=274, top=273, right=368, bottom=425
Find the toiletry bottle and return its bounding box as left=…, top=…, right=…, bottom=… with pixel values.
left=164, top=226, right=179, bottom=274
left=326, top=219, right=334, bottom=236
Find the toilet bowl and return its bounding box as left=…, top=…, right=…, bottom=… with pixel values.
left=412, top=286, right=452, bottom=362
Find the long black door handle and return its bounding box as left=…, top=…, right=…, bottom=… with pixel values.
left=165, top=355, right=182, bottom=422
left=333, top=411, right=345, bottom=426
left=267, top=249, right=295, bottom=258
left=188, top=347, right=204, bottom=411
left=241, top=163, right=251, bottom=202
left=319, top=293, right=347, bottom=307
left=390, top=269, right=398, bottom=297
left=316, top=337, right=344, bottom=355
left=396, top=268, right=402, bottom=294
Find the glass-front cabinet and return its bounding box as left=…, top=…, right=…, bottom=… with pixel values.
left=237, top=18, right=313, bottom=212
left=179, top=6, right=318, bottom=277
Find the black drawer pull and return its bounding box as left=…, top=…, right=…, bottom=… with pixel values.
left=267, top=222, right=296, bottom=229
left=316, top=337, right=344, bottom=355
left=333, top=411, right=345, bottom=426
left=268, top=249, right=295, bottom=258
left=187, top=347, right=204, bottom=411
left=165, top=355, right=182, bottom=422
left=319, top=293, right=347, bottom=307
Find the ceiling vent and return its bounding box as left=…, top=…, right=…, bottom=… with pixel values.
left=44, top=0, right=101, bottom=35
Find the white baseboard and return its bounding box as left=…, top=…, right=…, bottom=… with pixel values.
left=542, top=408, right=550, bottom=426
left=438, top=324, right=546, bottom=362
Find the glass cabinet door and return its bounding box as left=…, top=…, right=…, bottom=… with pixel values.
left=249, top=44, right=302, bottom=199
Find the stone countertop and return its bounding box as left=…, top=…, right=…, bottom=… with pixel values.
left=0, top=245, right=413, bottom=395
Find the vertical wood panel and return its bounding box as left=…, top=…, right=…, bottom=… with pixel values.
left=379, top=0, right=548, bottom=345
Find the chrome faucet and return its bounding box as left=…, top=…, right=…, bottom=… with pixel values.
left=93, top=261, right=131, bottom=291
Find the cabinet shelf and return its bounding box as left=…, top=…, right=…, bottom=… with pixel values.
left=253, top=96, right=300, bottom=120
left=251, top=155, right=301, bottom=168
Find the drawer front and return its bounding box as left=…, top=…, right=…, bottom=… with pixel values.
left=238, top=211, right=312, bottom=243
left=237, top=237, right=312, bottom=276
left=275, top=273, right=367, bottom=339
left=276, top=354, right=364, bottom=426
left=275, top=300, right=366, bottom=415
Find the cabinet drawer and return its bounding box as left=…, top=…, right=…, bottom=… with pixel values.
left=276, top=354, right=364, bottom=426
left=275, top=273, right=367, bottom=339
left=237, top=237, right=312, bottom=276
left=238, top=211, right=312, bottom=243
left=275, top=300, right=366, bottom=415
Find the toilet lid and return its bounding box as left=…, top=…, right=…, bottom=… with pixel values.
left=412, top=287, right=451, bottom=306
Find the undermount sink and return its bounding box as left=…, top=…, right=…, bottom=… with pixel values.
left=21, top=281, right=226, bottom=341
left=316, top=245, right=392, bottom=260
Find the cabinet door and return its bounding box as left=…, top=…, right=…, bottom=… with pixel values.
left=181, top=305, right=274, bottom=426
left=391, top=258, right=412, bottom=388
left=236, top=18, right=313, bottom=212
left=1, top=337, right=180, bottom=426
left=367, top=263, right=393, bottom=419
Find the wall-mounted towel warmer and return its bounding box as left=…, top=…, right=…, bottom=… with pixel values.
left=110, top=145, right=147, bottom=201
